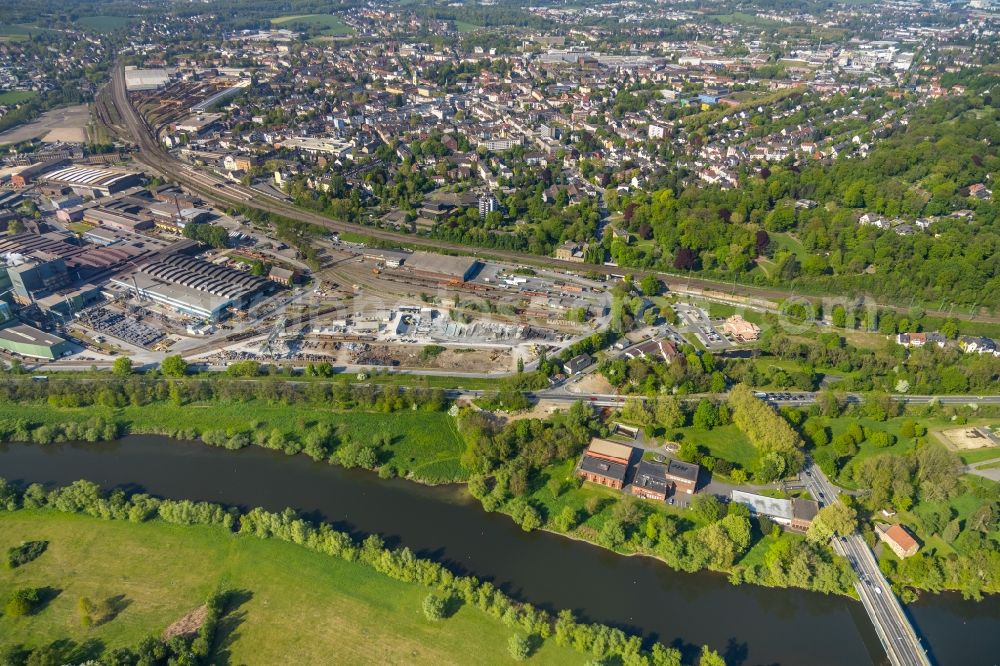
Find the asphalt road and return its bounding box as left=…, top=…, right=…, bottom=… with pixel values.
left=104, top=62, right=1000, bottom=326
left=802, top=459, right=932, bottom=666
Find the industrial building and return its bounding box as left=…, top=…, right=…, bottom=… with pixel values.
left=174, top=113, right=223, bottom=136
left=112, top=254, right=274, bottom=321
left=83, top=207, right=155, bottom=233
left=42, top=166, right=143, bottom=198
left=0, top=304, right=70, bottom=359
left=124, top=67, right=173, bottom=91
left=5, top=252, right=73, bottom=305
left=0, top=231, right=168, bottom=281
left=404, top=251, right=481, bottom=282
left=9, top=159, right=70, bottom=188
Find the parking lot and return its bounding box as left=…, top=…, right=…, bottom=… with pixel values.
left=670, top=303, right=731, bottom=349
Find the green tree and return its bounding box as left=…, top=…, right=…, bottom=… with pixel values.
left=111, top=357, right=133, bottom=376
left=553, top=506, right=579, bottom=532
left=422, top=593, right=447, bottom=620
left=654, top=395, right=685, bottom=429
left=690, top=494, right=724, bottom=524
left=5, top=588, right=41, bottom=617
left=621, top=397, right=652, bottom=425
left=692, top=399, right=720, bottom=430
left=160, top=355, right=188, bottom=377
left=640, top=274, right=661, bottom=296
left=508, top=633, right=532, bottom=661
left=699, top=645, right=727, bottom=666
left=807, top=500, right=857, bottom=543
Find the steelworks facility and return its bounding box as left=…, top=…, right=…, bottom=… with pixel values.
left=42, top=166, right=143, bottom=198
left=111, top=254, right=275, bottom=321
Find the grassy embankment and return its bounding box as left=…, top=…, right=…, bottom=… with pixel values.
left=0, top=511, right=580, bottom=664
left=0, top=401, right=466, bottom=484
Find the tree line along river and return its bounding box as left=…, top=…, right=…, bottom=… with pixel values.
left=0, top=436, right=997, bottom=666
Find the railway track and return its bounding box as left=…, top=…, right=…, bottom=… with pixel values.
left=103, top=62, right=1000, bottom=326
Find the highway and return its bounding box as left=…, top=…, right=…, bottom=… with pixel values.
left=801, top=459, right=932, bottom=666
left=103, top=62, right=1000, bottom=326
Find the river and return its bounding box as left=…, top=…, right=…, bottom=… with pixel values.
left=0, top=436, right=996, bottom=666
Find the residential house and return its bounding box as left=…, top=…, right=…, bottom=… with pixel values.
left=624, top=338, right=679, bottom=365
left=959, top=336, right=999, bottom=357
left=564, top=353, right=593, bottom=375
left=876, top=523, right=920, bottom=559
left=555, top=240, right=587, bottom=263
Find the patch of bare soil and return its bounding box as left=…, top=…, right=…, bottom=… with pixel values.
left=936, top=426, right=1000, bottom=451
left=163, top=604, right=208, bottom=640
left=567, top=373, right=614, bottom=394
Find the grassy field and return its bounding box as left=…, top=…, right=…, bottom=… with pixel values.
left=0, top=511, right=581, bottom=664
left=0, top=91, right=37, bottom=105
left=708, top=12, right=784, bottom=28
left=0, top=24, right=40, bottom=42
left=271, top=14, right=352, bottom=36
left=455, top=20, right=482, bottom=33
left=0, top=401, right=466, bottom=484
left=665, top=424, right=759, bottom=471
left=820, top=417, right=920, bottom=485
left=75, top=15, right=131, bottom=32
left=951, top=442, right=1000, bottom=465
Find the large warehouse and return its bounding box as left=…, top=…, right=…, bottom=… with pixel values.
left=42, top=166, right=143, bottom=198
left=124, top=67, right=173, bottom=92
left=0, top=303, right=70, bottom=359
left=0, top=323, right=71, bottom=359
left=404, top=251, right=482, bottom=283
left=111, top=254, right=274, bottom=321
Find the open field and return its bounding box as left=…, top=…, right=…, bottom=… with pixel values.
left=271, top=14, right=352, bottom=36
left=0, top=511, right=581, bottom=665
left=0, top=103, right=89, bottom=144
left=0, top=91, right=37, bottom=105
left=0, top=401, right=466, bottom=484
left=75, top=15, right=131, bottom=32
left=665, top=424, right=759, bottom=471
left=0, top=24, right=40, bottom=42
left=958, top=447, right=1000, bottom=465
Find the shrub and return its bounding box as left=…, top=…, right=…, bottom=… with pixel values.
left=6, top=540, right=47, bottom=569
left=508, top=633, right=532, bottom=661
left=422, top=593, right=447, bottom=620
left=6, top=587, right=41, bottom=617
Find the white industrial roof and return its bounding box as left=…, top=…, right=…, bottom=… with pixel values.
left=45, top=166, right=134, bottom=188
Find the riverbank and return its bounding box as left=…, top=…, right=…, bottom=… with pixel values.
left=0, top=510, right=584, bottom=664
left=0, top=396, right=888, bottom=602
left=0, top=399, right=467, bottom=485
left=0, top=389, right=993, bottom=604
left=0, top=479, right=728, bottom=666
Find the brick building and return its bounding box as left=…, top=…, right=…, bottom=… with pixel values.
left=577, top=439, right=634, bottom=490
